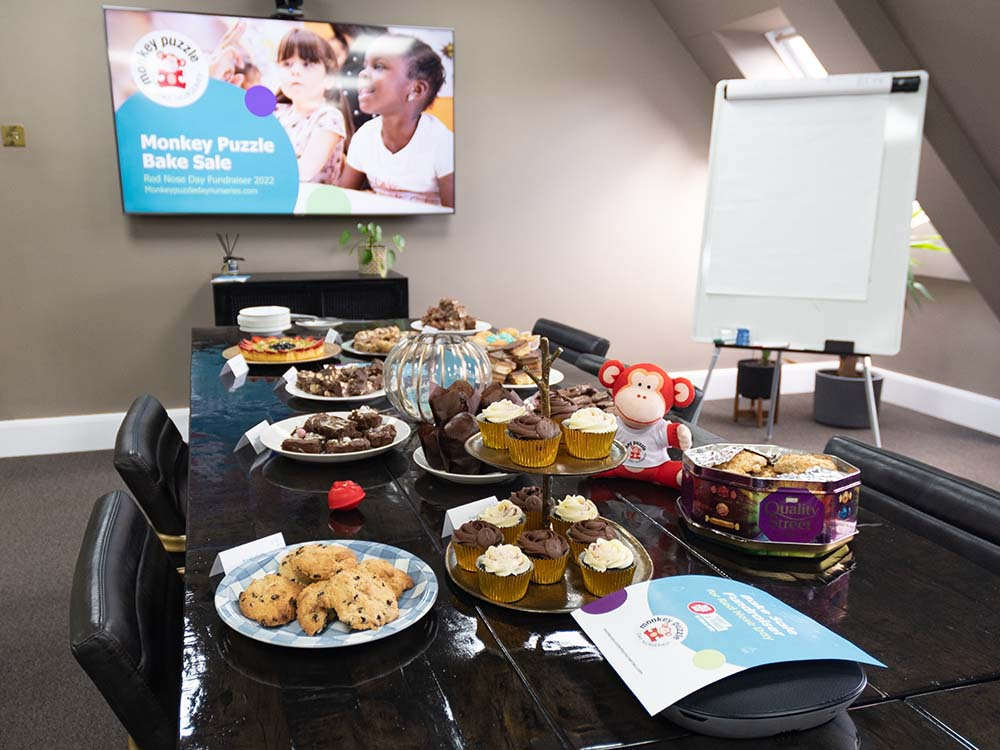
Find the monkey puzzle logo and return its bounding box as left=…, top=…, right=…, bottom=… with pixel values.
left=131, top=30, right=208, bottom=107
left=636, top=615, right=688, bottom=647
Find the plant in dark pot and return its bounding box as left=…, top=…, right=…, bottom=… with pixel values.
left=814, top=210, right=949, bottom=428
left=737, top=349, right=777, bottom=400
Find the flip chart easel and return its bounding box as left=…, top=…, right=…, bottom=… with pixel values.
left=691, top=72, right=929, bottom=446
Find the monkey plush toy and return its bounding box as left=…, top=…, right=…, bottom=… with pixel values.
left=597, top=360, right=696, bottom=488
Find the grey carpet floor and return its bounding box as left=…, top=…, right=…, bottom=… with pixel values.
left=696, top=393, right=1000, bottom=490
left=0, top=450, right=126, bottom=750
left=0, top=401, right=996, bottom=749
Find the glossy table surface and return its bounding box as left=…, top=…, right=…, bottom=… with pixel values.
left=181, top=326, right=1000, bottom=749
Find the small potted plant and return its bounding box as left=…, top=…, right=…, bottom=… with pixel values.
left=736, top=349, right=777, bottom=400
left=814, top=210, right=949, bottom=427
left=339, top=223, right=405, bottom=278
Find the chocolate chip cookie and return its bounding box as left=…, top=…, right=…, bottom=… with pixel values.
left=238, top=574, right=302, bottom=627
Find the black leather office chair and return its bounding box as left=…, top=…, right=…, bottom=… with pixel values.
left=70, top=490, right=184, bottom=750
left=824, top=436, right=1000, bottom=573
left=114, top=394, right=188, bottom=564
left=575, top=352, right=608, bottom=377
left=669, top=385, right=704, bottom=423
left=532, top=319, right=610, bottom=367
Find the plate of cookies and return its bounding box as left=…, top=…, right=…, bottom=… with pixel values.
left=284, top=361, right=386, bottom=402
left=215, top=540, right=439, bottom=648
left=341, top=326, right=407, bottom=357
left=260, top=408, right=411, bottom=463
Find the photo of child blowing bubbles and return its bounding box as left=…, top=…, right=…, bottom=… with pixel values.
left=339, top=33, right=454, bottom=208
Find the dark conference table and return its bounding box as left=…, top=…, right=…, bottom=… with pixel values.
left=181, top=326, right=1000, bottom=749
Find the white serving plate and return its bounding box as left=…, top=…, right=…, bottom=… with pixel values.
left=238, top=305, right=291, bottom=318
left=412, top=446, right=518, bottom=484
left=501, top=368, right=565, bottom=391
left=410, top=320, right=491, bottom=336
left=261, top=413, right=410, bottom=463
left=284, top=376, right=386, bottom=404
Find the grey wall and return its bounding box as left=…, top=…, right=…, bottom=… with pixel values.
left=0, top=0, right=718, bottom=419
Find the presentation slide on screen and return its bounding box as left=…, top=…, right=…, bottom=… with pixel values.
left=104, top=9, right=454, bottom=215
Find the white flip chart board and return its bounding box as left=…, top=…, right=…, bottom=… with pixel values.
left=693, top=72, right=928, bottom=355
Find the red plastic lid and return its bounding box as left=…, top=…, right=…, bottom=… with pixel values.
left=328, top=480, right=365, bottom=511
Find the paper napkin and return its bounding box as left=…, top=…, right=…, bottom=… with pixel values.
left=441, top=496, right=499, bottom=537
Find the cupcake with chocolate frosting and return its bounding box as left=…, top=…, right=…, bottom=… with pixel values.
left=567, top=518, right=616, bottom=564
left=506, top=413, right=561, bottom=468
left=477, top=499, right=526, bottom=544
left=579, top=538, right=636, bottom=597
left=508, top=485, right=544, bottom=530
left=516, top=529, right=570, bottom=584
left=549, top=494, right=599, bottom=537
left=453, top=520, right=505, bottom=572
left=476, top=544, right=534, bottom=603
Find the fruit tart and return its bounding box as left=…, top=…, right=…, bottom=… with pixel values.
left=239, top=335, right=325, bottom=362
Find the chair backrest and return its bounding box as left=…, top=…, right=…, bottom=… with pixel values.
left=574, top=352, right=608, bottom=377
left=532, top=319, right=611, bottom=366
left=70, top=490, right=183, bottom=750
left=824, top=436, right=1000, bottom=572
left=669, top=385, right=704, bottom=423
left=114, top=394, right=188, bottom=536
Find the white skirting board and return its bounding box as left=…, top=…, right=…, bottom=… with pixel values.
left=0, top=408, right=190, bottom=459
left=0, top=365, right=997, bottom=457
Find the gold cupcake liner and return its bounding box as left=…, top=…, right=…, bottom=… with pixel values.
left=549, top=516, right=573, bottom=537
left=454, top=543, right=487, bottom=572
left=568, top=539, right=589, bottom=565
left=478, top=419, right=511, bottom=450
left=580, top=562, right=636, bottom=597
left=522, top=509, right=544, bottom=531
left=529, top=553, right=569, bottom=584
left=496, top=520, right=526, bottom=545
left=561, top=425, right=617, bottom=460
left=477, top=566, right=533, bottom=602
left=507, top=435, right=561, bottom=468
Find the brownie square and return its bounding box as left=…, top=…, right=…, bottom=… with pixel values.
left=364, top=423, right=397, bottom=448
left=348, top=406, right=382, bottom=431
left=281, top=435, right=325, bottom=453
left=304, top=414, right=360, bottom=439
left=324, top=436, right=372, bottom=454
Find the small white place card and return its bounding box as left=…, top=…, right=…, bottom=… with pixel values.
left=325, top=328, right=342, bottom=345
left=221, top=353, right=249, bottom=378
left=234, top=420, right=270, bottom=454
left=281, top=366, right=298, bottom=384
left=441, top=496, right=499, bottom=538
left=210, top=532, right=286, bottom=576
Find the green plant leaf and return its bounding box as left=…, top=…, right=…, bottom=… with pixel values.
left=374, top=224, right=382, bottom=242
left=910, top=241, right=950, bottom=252
left=386, top=248, right=396, bottom=267
left=361, top=248, right=373, bottom=264
left=339, top=229, right=352, bottom=245
left=912, top=281, right=933, bottom=300
left=392, top=234, right=406, bottom=250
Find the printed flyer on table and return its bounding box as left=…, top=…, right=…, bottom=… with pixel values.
left=572, top=575, right=885, bottom=715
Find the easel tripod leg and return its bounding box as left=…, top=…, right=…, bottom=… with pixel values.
left=863, top=356, right=882, bottom=448
left=691, top=345, right=721, bottom=426
left=765, top=351, right=782, bottom=441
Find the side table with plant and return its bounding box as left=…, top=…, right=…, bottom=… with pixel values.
left=340, top=223, right=406, bottom=278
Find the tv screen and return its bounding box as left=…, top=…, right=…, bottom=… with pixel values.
left=103, top=8, right=454, bottom=215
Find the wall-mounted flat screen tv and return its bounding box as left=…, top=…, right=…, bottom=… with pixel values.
left=103, top=7, right=454, bottom=215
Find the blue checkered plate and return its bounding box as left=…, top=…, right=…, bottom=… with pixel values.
left=215, top=540, right=438, bottom=648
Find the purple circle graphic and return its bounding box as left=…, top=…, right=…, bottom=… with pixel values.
left=581, top=588, right=627, bottom=615
left=245, top=86, right=277, bottom=117
left=758, top=491, right=825, bottom=543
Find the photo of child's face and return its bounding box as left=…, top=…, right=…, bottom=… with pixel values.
left=279, top=54, right=329, bottom=100
left=358, top=42, right=413, bottom=115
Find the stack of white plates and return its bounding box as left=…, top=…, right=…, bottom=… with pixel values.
left=238, top=306, right=292, bottom=335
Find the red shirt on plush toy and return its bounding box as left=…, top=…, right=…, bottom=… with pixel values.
left=597, top=360, right=695, bottom=488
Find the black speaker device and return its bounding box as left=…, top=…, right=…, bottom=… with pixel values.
left=664, top=659, right=867, bottom=739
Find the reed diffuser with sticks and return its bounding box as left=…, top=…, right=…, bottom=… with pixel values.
left=217, top=233, right=244, bottom=274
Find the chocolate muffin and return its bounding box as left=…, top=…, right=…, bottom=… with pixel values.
left=453, top=520, right=504, bottom=571
left=516, top=529, right=570, bottom=584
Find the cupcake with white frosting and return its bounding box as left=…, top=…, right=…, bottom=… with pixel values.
left=476, top=544, right=534, bottom=602
left=477, top=399, right=527, bottom=450
left=579, top=538, right=636, bottom=597
left=560, top=407, right=619, bottom=460
left=477, top=499, right=527, bottom=544
left=549, top=494, right=599, bottom=537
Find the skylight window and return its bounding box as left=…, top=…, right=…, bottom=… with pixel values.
left=764, top=27, right=828, bottom=79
